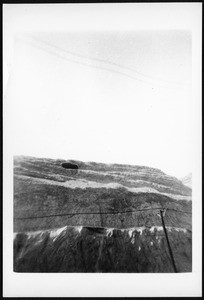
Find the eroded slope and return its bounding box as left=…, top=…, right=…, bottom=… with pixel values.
left=13, top=156, right=192, bottom=272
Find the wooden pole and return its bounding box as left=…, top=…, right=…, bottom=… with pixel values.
left=160, top=210, right=178, bottom=273
left=95, top=198, right=104, bottom=272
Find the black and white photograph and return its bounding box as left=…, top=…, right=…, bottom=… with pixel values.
left=3, top=3, right=202, bottom=297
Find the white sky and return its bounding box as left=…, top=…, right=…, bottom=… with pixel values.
left=3, top=4, right=199, bottom=179
left=6, top=31, right=192, bottom=178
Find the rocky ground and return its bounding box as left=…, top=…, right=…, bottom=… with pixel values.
left=13, top=155, right=192, bottom=272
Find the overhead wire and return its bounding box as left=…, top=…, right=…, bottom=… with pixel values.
left=18, top=35, right=189, bottom=90
left=29, top=36, right=190, bottom=87
left=14, top=206, right=192, bottom=220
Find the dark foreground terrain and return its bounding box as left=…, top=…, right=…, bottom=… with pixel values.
left=14, top=156, right=192, bottom=272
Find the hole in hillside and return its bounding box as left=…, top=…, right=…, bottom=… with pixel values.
left=61, top=162, right=79, bottom=170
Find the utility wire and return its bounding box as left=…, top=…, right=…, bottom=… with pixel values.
left=14, top=207, right=192, bottom=220
left=21, top=37, right=164, bottom=88
left=30, top=36, right=189, bottom=87
left=18, top=35, right=189, bottom=90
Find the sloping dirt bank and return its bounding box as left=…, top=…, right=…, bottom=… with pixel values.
left=13, top=156, right=192, bottom=273
left=14, top=225, right=192, bottom=273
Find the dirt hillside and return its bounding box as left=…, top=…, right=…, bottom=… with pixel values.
left=13, top=156, right=192, bottom=272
